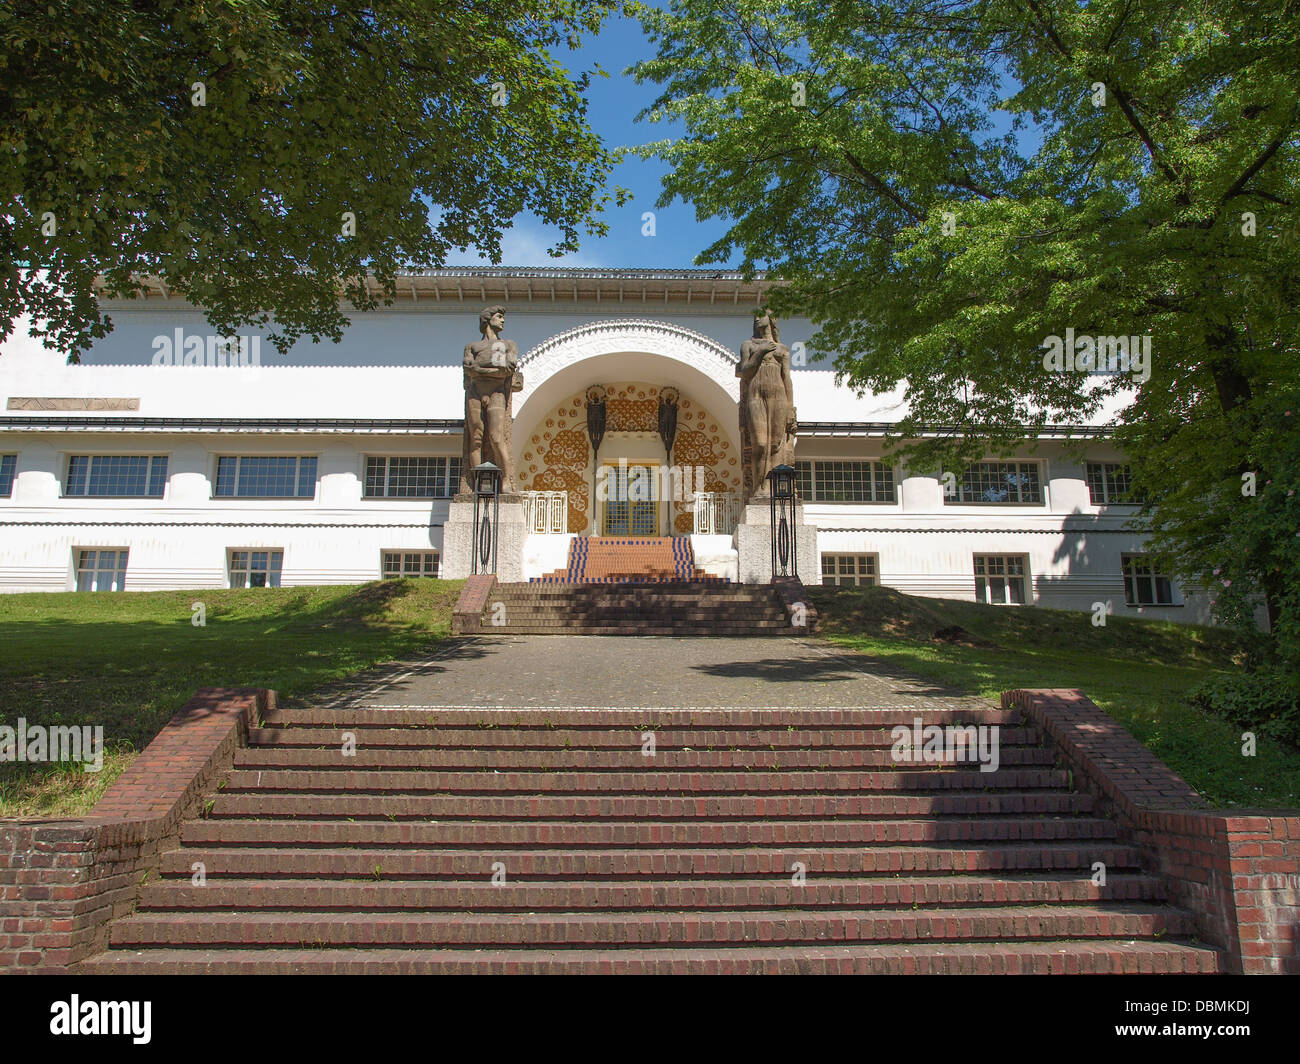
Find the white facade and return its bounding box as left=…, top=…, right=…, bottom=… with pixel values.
left=0, top=268, right=1211, bottom=623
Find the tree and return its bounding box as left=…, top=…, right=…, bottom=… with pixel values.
left=633, top=0, right=1300, bottom=665
left=1, top=0, right=623, bottom=359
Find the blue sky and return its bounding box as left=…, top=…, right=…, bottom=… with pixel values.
left=445, top=9, right=736, bottom=270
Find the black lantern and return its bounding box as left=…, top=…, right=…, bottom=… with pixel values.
left=471, top=461, right=502, bottom=576
left=767, top=464, right=797, bottom=580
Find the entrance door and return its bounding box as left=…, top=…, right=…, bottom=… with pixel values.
left=602, top=462, right=659, bottom=535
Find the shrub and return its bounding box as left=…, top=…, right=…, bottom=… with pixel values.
left=1191, top=668, right=1300, bottom=748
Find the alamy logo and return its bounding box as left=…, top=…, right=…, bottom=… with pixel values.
left=151, top=328, right=261, bottom=367
left=595, top=461, right=709, bottom=503
left=890, top=718, right=1001, bottom=773
left=1041, top=328, right=1151, bottom=383
left=50, top=996, right=151, bottom=1044
left=0, top=719, right=104, bottom=772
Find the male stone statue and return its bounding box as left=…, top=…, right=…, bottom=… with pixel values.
left=461, top=304, right=522, bottom=494
left=737, top=308, right=797, bottom=496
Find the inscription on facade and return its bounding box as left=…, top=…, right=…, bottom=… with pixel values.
left=7, top=397, right=140, bottom=411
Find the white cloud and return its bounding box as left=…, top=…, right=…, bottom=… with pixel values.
left=443, top=218, right=605, bottom=268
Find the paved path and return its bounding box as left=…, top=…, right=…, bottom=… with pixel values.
left=306, top=636, right=989, bottom=711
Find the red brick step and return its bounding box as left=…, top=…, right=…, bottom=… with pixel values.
left=73, top=704, right=1221, bottom=974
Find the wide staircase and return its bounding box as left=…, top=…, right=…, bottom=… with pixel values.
left=480, top=582, right=792, bottom=636
left=81, top=706, right=1220, bottom=974
left=481, top=535, right=789, bottom=636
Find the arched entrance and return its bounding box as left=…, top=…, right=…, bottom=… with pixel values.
left=512, top=320, right=743, bottom=536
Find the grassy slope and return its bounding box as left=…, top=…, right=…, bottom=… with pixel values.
left=0, top=580, right=461, bottom=817
left=809, top=586, right=1300, bottom=810
left=4, top=579, right=1293, bottom=816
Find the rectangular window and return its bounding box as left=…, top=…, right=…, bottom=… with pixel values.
left=228, top=549, right=284, bottom=588
left=974, top=554, right=1028, bottom=605
left=821, top=553, right=878, bottom=587
left=215, top=456, right=317, bottom=498
left=953, top=462, right=1043, bottom=505
left=0, top=454, right=15, bottom=496
left=794, top=460, right=896, bottom=503
left=75, top=549, right=128, bottom=592
left=364, top=456, right=460, bottom=499
left=65, top=455, right=168, bottom=497
left=794, top=461, right=814, bottom=500
left=1122, top=554, right=1175, bottom=606
left=1086, top=462, right=1135, bottom=505
left=381, top=550, right=441, bottom=578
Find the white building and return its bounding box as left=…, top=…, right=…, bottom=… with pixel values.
left=0, top=267, right=1207, bottom=623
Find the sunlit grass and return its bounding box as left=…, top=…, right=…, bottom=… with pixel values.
left=0, top=580, right=461, bottom=816
left=810, top=585, right=1299, bottom=809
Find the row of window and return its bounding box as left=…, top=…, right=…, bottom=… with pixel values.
left=75, top=548, right=442, bottom=590
left=820, top=552, right=1177, bottom=607
left=2, top=452, right=1137, bottom=506
left=795, top=460, right=1136, bottom=506
left=0, top=454, right=461, bottom=500
left=73, top=545, right=1176, bottom=605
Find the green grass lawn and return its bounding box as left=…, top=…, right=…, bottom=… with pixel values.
left=809, top=585, right=1300, bottom=810
left=0, top=579, right=461, bottom=817
left=4, top=578, right=1294, bottom=818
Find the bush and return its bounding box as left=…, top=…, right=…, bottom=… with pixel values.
left=1190, top=668, right=1300, bottom=748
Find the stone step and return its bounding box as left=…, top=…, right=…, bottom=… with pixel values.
left=231, top=746, right=1055, bottom=770
left=483, top=621, right=790, bottom=629
left=219, top=767, right=1072, bottom=794
left=259, top=708, right=1022, bottom=727
left=78, top=939, right=1224, bottom=975
left=159, top=843, right=1146, bottom=878
left=246, top=725, right=1044, bottom=749
left=207, top=790, right=1093, bottom=820
left=477, top=609, right=788, bottom=619
left=107, top=904, right=1194, bottom=949
left=137, top=872, right=1163, bottom=912
left=492, top=588, right=775, bottom=599
left=180, top=817, right=1117, bottom=849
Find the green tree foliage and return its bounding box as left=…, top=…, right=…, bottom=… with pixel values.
left=2, top=0, right=622, bottom=358
left=634, top=0, right=1300, bottom=660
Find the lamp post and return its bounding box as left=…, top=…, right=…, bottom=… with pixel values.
left=471, top=461, right=502, bottom=576
left=767, top=464, right=797, bottom=580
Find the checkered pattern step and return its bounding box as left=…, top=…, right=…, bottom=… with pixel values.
left=531, top=536, right=727, bottom=585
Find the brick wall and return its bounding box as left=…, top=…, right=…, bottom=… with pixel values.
left=0, top=687, right=273, bottom=972
left=452, top=574, right=497, bottom=634
left=771, top=576, right=819, bottom=633
left=1004, top=688, right=1300, bottom=975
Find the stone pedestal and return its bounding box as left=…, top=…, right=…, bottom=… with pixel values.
left=441, top=494, right=527, bottom=582
left=733, top=498, right=819, bottom=584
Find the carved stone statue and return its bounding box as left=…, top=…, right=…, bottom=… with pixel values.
left=461, top=305, right=522, bottom=494
left=657, top=387, right=679, bottom=459
left=737, top=309, right=797, bottom=497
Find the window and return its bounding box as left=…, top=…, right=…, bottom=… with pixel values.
left=229, top=550, right=284, bottom=588
left=821, top=554, right=878, bottom=587
left=65, top=455, right=168, bottom=497
left=365, top=456, right=460, bottom=499
left=974, top=554, right=1028, bottom=605
left=381, top=551, right=440, bottom=578
left=215, top=457, right=316, bottom=498
left=75, top=549, right=128, bottom=592
left=1086, top=462, right=1136, bottom=505
left=952, top=462, right=1042, bottom=505
left=794, top=460, right=896, bottom=503
left=1122, top=555, right=1175, bottom=605
left=0, top=454, right=15, bottom=496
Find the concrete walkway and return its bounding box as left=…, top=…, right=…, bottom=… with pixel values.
left=306, top=635, right=989, bottom=711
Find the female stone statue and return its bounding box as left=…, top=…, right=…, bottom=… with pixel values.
left=737, top=309, right=797, bottom=496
